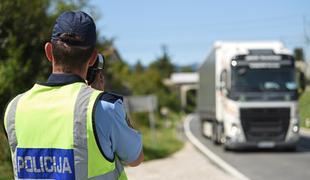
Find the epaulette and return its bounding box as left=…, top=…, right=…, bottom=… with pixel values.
left=99, top=92, right=123, bottom=104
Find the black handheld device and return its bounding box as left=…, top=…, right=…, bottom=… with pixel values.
left=86, top=54, right=105, bottom=85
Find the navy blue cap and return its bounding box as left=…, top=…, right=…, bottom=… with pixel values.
left=51, top=11, right=96, bottom=46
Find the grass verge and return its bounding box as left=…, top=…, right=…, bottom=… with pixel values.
left=299, top=90, right=310, bottom=128
left=130, top=112, right=184, bottom=161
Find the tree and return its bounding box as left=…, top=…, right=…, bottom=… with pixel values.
left=294, top=48, right=305, bottom=61
left=179, top=65, right=194, bottom=72
left=128, top=45, right=180, bottom=111
left=134, top=60, right=144, bottom=74
left=0, top=0, right=51, bottom=118
left=149, top=45, right=175, bottom=79
left=104, top=58, right=132, bottom=95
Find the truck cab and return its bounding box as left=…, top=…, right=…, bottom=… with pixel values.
left=199, top=42, right=300, bottom=150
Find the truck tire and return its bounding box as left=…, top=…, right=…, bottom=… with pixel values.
left=218, top=123, right=225, bottom=144
left=200, top=119, right=207, bottom=138
left=285, top=145, right=297, bottom=152
left=200, top=119, right=205, bottom=137
left=224, top=145, right=232, bottom=151
left=212, top=121, right=221, bottom=145
left=201, top=119, right=212, bottom=139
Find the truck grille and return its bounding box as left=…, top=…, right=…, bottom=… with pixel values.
left=240, top=108, right=290, bottom=142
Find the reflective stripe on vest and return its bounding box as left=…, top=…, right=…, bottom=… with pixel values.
left=5, top=82, right=127, bottom=180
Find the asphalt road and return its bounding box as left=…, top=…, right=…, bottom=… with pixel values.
left=189, top=114, right=310, bottom=180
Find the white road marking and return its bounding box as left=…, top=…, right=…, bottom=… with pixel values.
left=183, top=114, right=250, bottom=180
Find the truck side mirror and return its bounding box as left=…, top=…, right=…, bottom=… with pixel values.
left=220, top=70, right=228, bottom=93
left=219, top=81, right=226, bottom=90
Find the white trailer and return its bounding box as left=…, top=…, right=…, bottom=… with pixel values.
left=198, top=41, right=300, bottom=150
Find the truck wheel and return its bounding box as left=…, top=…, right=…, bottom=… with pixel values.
left=285, top=146, right=297, bottom=152
left=224, top=145, right=232, bottom=151
left=212, top=121, right=220, bottom=145
left=201, top=119, right=212, bottom=139
left=201, top=120, right=207, bottom=138
left=218, top=123, right=225, bottom=144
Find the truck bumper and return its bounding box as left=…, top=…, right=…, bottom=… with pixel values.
left=224, top=135, right=299, bottom=150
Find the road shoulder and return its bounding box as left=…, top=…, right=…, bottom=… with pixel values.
left=125, top=142, right=236, bottom=180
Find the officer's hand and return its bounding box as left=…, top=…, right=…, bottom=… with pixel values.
left=90, top=70, right=105, bottom=91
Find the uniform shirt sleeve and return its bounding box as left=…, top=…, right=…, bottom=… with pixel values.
left=94, top=99, right=142, bottom=163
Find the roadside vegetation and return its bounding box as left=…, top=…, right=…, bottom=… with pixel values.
left=299, top=90, right=310, bottom=128
left=0, top=128, right=12, bottom=180
left=131, top=112, right=184, bottom=161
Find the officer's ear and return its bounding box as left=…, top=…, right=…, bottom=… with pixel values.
left=88, top=49, right=98, bottom=67
left=45, top=42, right=54, bottom=63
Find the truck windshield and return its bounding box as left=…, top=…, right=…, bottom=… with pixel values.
left=231, top=67, right=296, bottom=92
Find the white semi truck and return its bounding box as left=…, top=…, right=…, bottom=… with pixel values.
left=198, top=41, right=300, bottom=150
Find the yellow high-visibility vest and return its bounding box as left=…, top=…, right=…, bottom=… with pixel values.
left=4, top=82, right=127, bottom=180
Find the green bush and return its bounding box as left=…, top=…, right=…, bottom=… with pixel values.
left=0, top=127, right=13, bottom=179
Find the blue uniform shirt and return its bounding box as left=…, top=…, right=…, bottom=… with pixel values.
left=41, top=74, right=142, bottom=163
left=95, top=94, right=142, bottom=163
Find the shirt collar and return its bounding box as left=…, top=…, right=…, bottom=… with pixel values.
left=39, top=73, right=86, bottom=86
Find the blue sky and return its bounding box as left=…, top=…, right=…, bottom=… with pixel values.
left=89, top=0, right=310, bottom=65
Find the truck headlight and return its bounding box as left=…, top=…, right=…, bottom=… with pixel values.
left=229, top=123, right=245, bottom=142
left=292, top=124, right=299, bottom=133
left=231, top=123, right=239, bottom=135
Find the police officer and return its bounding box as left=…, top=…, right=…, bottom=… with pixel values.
left=4, top=11, right=143, bottom=180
